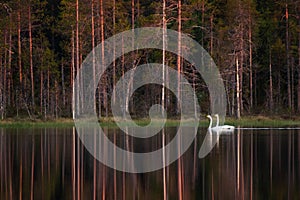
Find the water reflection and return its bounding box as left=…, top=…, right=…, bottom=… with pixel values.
left=0, top=127, right=299, bottom=199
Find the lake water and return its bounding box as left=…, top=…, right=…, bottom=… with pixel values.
left=0, top=127, right=299, bottom=199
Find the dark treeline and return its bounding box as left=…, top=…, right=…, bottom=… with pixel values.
left=0, top=0, right=300, bottom=119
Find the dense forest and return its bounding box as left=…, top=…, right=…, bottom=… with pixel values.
left=0, top=0, right=300, bottom=119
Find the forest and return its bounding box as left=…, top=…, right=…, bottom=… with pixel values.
left=0, top=0, right=300, bottom=120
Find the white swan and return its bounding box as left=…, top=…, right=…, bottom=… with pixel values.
left=214, top=114, right=235, bottom=132
left=206, top=115, right=219, bottom=132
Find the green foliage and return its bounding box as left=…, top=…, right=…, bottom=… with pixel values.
left=0, top=0, right=300, bottom=119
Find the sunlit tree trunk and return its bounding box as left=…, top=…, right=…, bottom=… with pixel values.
left=61, top=62, right=66, bottom=107
left=112, top=0, right=116, bottom=105
left=91, top=2, right=97, bottom=199
left=125, top=0, right=136, bottom=115
left=162, top=0, right=166, bottom=116
left=236, top=58, right=241, bottom=119
left=18, top=3, right=22, bottom=87
left=72, top=29, right=75, bottom=119
left=18, top=2, right=22, bottom=107
left=3, top=30, right=7, bottom=119
left=92, top=0, right=96, bottom=113
left=239, top=30, right=244, bottom=115
left=99, top=0, right=106, bottom=117
left=55, top=80, right=59, bottom=118
left=209, top=15, right=213, bottom=57
left=28, top=2, right=34, bottom=107
left=122, top=36, right=125, bottom=118
left=8, top=15, right=12, bottom=108
left=76, top=0, right=80, bottom=116
left=249, top=10, right=253, bottom=110
left=177, top=0, right=181, bottom=114
left=131, top=0, right=135, bottom=114
left=40, top=69, right=43, bottom=116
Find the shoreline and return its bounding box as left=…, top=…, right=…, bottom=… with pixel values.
left=0, top=115, right=300, bottom=128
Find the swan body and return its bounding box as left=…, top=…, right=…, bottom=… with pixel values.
left=214, top=114, right=235, bottom=132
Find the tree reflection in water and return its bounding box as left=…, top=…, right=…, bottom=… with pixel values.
left=0, top=127, right=299, bottom=199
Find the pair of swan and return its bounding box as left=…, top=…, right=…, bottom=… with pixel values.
left=198, top=114, right=234, bottom=158
left=207, top=114, right=235, bottom=132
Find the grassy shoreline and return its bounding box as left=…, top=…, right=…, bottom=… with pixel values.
left=0, top=115, right=300, bottom=128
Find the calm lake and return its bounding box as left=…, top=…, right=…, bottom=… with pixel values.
left=0, top=127, right=300, bottom=199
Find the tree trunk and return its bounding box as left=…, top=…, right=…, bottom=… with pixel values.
left=125, top=0, right=135, bottom=115
left=29, top=2, right=34, bottom=107
left=122, top=36, right=125, bottom=118
left=40, top=69, right=43, bottom=116
left=8, top=14, right=12, bottom=107
left=298, top=14, right=300, bottom=112
left=236, top=58, right=241, bottom=119
left=72, top=29, right=75, bottom=119
left=0, top=54, right=3, bottom=119
left=239, top=33, right=244, bottom=115
left=18, top=4, right=22, bottom=102
left=91, top=2, right=97, bottom=198
left=210, top=15, right=213, bottom=57
left=249, top=10, right=253, bottom=110
left=112, top=0, right=116, bottom=105
left=76, top=0, right=80, bottom=116
left=286, top=3, right=292, bottom=111
left=162, top=0, right=166, bottom=116
left=61, top=62, right=66, bottom=107
left=55, top=80, right=58, bottom=118
left=177, top=0, right=181, bottom=114
left=99, top=0, right=105, bottom=117
left=47, top=68, right=50, bottom=117
left=291, top=57, right=294, bottom=112
left=269, top=50, right=273, bottom=111
left=91, top=0, right=96, bottom=112
left=3, top=30, right=7, bottom=119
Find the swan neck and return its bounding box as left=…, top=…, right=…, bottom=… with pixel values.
left=208, top=116, right=212, bottom=129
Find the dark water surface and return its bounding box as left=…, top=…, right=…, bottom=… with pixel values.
left=0, top=127, right=300, bottom=199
